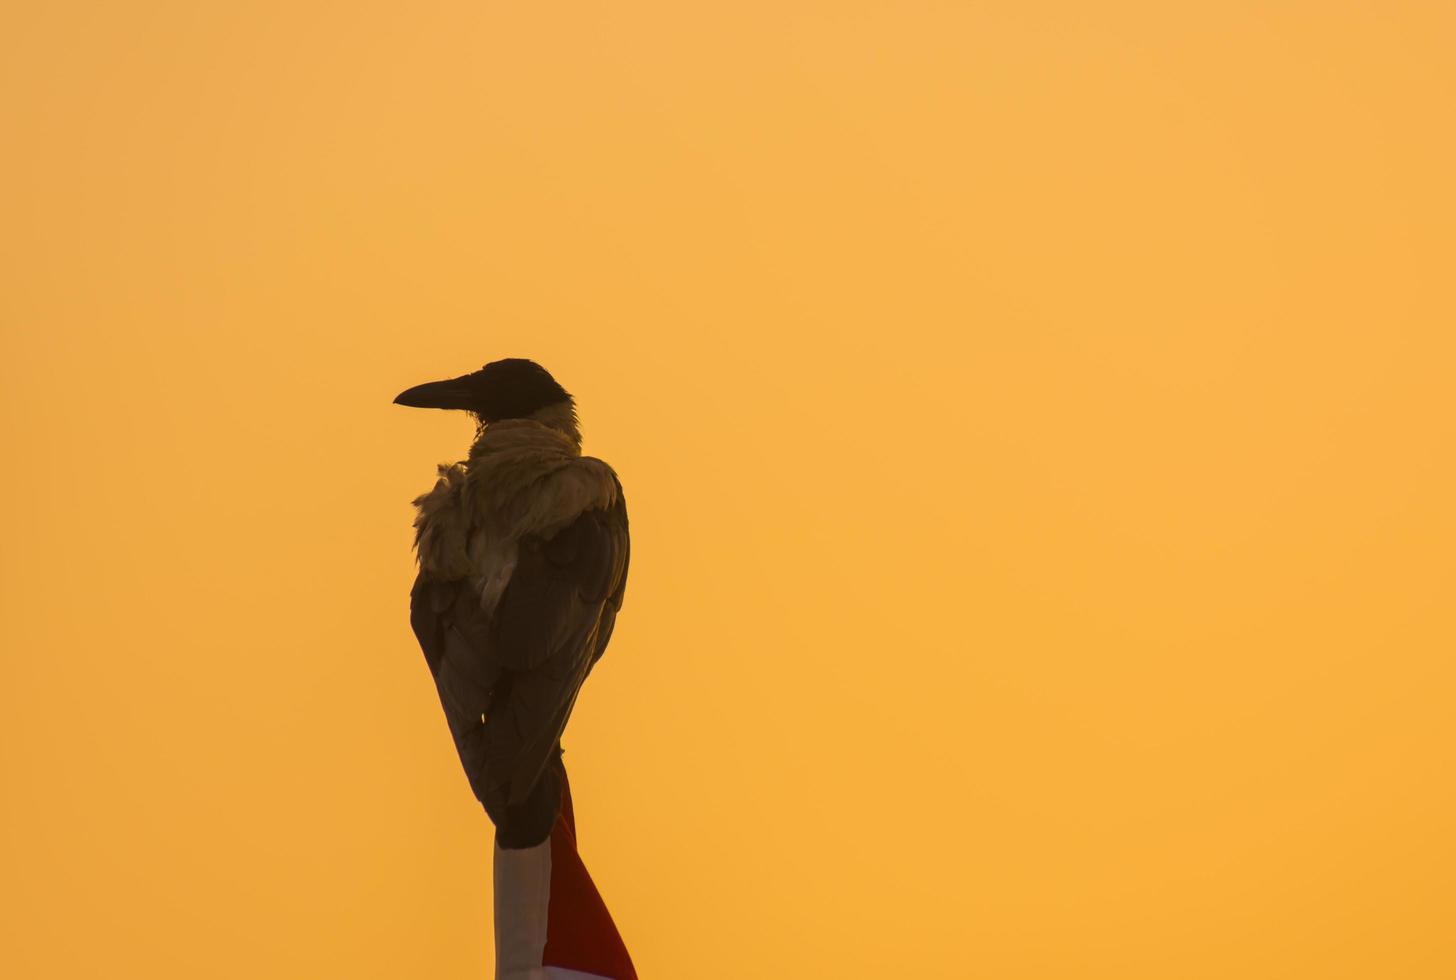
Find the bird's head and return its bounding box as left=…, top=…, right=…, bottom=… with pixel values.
left=394, top=358, right=577, bottom=437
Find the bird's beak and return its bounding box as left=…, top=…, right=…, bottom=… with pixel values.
left=393, top=375, right=477, bottom=410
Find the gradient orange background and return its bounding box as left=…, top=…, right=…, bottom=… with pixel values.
left=3, top=3, right=1454, bottom=977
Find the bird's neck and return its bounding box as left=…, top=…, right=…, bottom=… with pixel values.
left=469, top=402, right=582, bottom=458
left=528, top=401, right=582, bottom=449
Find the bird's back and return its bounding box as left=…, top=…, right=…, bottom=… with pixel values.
left=408, top=422, right=628, bottom=841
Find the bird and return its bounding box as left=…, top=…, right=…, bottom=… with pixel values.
left=395, top=358, right=630, bottom=849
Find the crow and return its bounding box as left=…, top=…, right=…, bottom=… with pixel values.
left=396, top=358, right=630, bottom=849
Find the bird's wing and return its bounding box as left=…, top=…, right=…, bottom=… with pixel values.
left=410, top=570, right=504, bottom=809
left=490, top=488, right=629, bottom=807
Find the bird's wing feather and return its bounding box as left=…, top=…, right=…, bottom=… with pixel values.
left=409, top=488, right=629, bottom=815
left=410, top=572, right=504, bottom=807
left=490, top=491, right=629, bottom=806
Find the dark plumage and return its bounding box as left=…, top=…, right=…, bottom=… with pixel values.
left=397, top=359, right=629, bottom=847
left=394, top=358, right=574, bottom=423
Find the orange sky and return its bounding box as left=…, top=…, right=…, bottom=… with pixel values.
left=3, top=3, right=1454, bottom=977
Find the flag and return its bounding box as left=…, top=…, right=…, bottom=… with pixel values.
left=493, top=763, right=637, bottom=980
